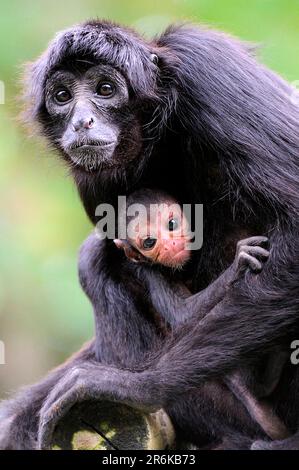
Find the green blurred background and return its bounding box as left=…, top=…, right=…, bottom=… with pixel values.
left=0, top=0, right=298, bottom=398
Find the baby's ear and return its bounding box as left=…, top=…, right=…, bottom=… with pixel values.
left=113, top=238, right=127, bottom=250
left=113, top=239, right=144, bottom=263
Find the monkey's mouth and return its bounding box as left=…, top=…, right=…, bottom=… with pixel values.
left=66, top=140, right=118, bottom=172
left=70, top=140, right=115, bottom=150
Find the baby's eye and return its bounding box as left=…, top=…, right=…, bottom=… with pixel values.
left=168, top=218, right=178, bottom=231
left=142, top=238, right=157, bottom=250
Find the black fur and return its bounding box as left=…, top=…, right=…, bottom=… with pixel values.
left=1, top=20, right=298, bottom=449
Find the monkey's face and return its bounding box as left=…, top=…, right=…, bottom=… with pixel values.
left=128, top=202, right=192, bottom=269
left=44, top=64, right=142, bottom=172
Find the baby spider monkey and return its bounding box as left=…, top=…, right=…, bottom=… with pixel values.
left=114, top=188, right=289, bottom=441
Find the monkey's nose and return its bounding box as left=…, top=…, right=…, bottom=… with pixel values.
left=72, top=117, right=95, bottom=132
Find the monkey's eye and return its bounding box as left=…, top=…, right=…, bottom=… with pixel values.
left=96, top=82, right=115, bottom=97
left=142, top=238, right=157, bottom=250
left=168, top=218, right=179, bottom=231
left=54, top=88, right=72, bottom=104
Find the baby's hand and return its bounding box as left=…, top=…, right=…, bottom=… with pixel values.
left=234, top=236, right=270, bottom=275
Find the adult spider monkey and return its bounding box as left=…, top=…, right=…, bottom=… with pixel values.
left=0, top=20, right=298, bottom=450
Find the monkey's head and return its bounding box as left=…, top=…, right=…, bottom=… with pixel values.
left=23, top=21, right=162, bottom=174
left=114, top=189, right=192, bottom=269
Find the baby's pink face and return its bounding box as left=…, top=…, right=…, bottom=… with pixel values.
left=128, top=200, right=192, bottom=268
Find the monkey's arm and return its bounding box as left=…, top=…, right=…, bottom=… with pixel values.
left=0, top=234, right=159, bottom=449
left=79, top=233, right=158, bottom=367
left=136, top=236, right=269, bottom=326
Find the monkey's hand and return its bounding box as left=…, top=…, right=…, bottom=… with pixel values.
left=232, top=236, right=270, bottom=279
left=38, top=363, right=160, bottom=450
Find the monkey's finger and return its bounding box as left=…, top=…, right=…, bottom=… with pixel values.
left=240, top=246, right=270, bottom=259
left=237, top=236, right=269, bottom=249
left=39, top=389, right=80, bottom=449
left=38, top=365, right=136, bottom=449
left=238, top=252, right=262, bottom=272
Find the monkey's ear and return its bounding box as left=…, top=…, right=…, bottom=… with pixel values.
left=113, top=239, right=128, bottom=250
left=113, top=239, right=146, bottom=263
